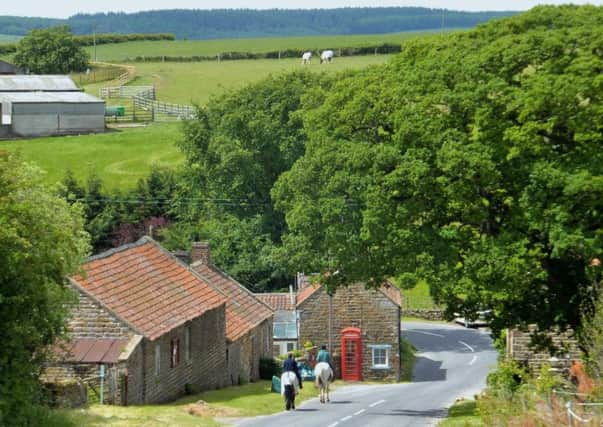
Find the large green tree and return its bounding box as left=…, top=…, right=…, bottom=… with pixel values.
left=173, top=71, right=331, bottom=289
left=273, top=5, right=603, bottom=335
left=14, top=26, right=89, bottom=74
left=0, top=153, right=89, bottom=423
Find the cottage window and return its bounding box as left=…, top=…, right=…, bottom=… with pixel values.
left=185, top=326, right=191, bottom=362
left=155, top=343, right=161, bottom=375
left=286, top=342, right=296, bottom=352
left=370, top=345, right=390, bottom=369
left=171, top=339, right=180, bottom=368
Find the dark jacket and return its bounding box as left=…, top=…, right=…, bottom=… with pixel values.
left=283, top=357, right=303, bottom=388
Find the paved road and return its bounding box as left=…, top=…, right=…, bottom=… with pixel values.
left=237, top=321, right=497, bottom=427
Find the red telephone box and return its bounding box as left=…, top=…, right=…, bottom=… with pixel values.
left=341, top=327, right=362, bottom=381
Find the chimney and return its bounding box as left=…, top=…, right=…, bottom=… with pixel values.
left=191, top=242, right=210, bottom=265
left=289, top=285, right=295, bottom=306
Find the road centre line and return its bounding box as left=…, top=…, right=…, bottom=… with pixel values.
left=369, top=399, right=386, bottom=407
left=458, top=340, right=475, bottom=352
left=404, top=330, right=445, bottom=338
left=340, top=415, right=353, bottom=422
left=354, top=409, right=366, bottom=416
left=469, top=355, right=478, bottom=365
left=327, top=422, right=339, bottom=427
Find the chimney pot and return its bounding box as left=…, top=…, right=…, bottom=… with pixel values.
left=191, top=242, right=210, bottom=264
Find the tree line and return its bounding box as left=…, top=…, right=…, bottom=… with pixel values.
left=0, top=7, right=515, bottom=40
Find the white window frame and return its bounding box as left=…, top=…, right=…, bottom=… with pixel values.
left=370, top=344, right=391, bottom=369
left=155, top=342, right=161, bottom=376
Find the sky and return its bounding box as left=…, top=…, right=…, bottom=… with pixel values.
left=2, top=0, right=602, bottom=19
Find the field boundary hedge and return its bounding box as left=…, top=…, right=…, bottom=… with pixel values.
left=123, top=43, right=402, bottom=62
left=0, top=33, right=176, bottom=55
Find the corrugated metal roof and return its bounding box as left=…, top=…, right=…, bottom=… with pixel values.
left=55, top=339, right=130, bottom=364
left=0, top=92, right=104, bottom=103
left=0, top=75, right=78, bottom=92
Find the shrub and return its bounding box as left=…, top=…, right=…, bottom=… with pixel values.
left=486, top=360, right=527, bottom=398
left=259, top=357, right=281, bottom=380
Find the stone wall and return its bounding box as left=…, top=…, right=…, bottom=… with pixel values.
left=68, top=289, right=133, bottom=339
left=507, top=326, right=581, bottom=373
left=227, top=318, right=273, bottom=385
left=404, top=309, right=445, bottom=321
left=298, top=284, right=401, bottom=382
left=141, top=304, right=228, bottom=404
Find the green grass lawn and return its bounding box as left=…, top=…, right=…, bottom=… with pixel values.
left=396, top=279, right=441, bottom=310
left=0, top=123, right=184, bottom=190
left=58, top=380, right=326, bottom=426
left=439, top=399, right=482, bottom=426
left=82, top=55, right=392, bottom=105
left=85, top=31, right=438, bottom=62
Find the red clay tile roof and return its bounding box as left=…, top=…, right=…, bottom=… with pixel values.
left=71, top=237, right=227, bottom=341
left=255, top=293, right=295, bottom=311
left=54, top=339, right=130, bottom=364
left=296, top=283, right=323, bottom=306
left=191, top=262, right=273, bottom=342
left=295, top=282, right=401, bottom=307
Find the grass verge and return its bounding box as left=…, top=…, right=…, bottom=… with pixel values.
left=439, top=399, right=482, bottom=427
left=58, top=380, right=325, bottom=426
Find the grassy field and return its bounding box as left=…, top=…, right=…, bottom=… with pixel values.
left=397, top=279, right=441, bottom=310
left=0, top=34, right=20, bottom=43
left=58, top=380, right=328, bottom=426
left=0, top=123, right=184, bottom=190
left=85, top=31, right=437, bottom=61
left=82, top=55, right=392, bottom=105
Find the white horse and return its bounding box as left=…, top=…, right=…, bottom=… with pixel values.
left=301, top=51, right=312, bottom=64
left=314, top=362, right=333, bottom=403
left=320, top=50, right=334, bottom=64
left=280, top=371, right=299, bottom=410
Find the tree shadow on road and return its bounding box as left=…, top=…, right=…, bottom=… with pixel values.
left=412, top=356, right=446, bottom=382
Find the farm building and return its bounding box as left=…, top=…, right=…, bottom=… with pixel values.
left=190, top=242, right=274, bottom=386
left=44, top=237, right=229, bottom=405
left=0, top=75, right=104, bottom=138
left=0, top=60, right=21, bottom=75
left=255, top=291, right=299, bottom=356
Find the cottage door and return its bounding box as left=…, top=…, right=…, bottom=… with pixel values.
left=341, top=327, right=362, bottom=381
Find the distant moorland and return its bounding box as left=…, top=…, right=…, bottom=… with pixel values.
left=0, top=7, right=515, bottom=39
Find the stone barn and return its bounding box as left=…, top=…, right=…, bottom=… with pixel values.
left=190, top=243, right=274, bottom=385
left=296, top=277, right=402, bottom=382
left=0, top=75, right=104, bottom=138
left=44, top=237, right=229, bottom=405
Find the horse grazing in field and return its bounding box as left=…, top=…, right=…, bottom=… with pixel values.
left=320, top=50, right=334, bottom=64
left=301, top=51, right=312, bottom=64
left=314, top=362, right=333, bottom=403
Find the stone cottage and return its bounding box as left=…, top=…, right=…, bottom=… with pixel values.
left=44, top=237, right=229, bottom=405
left=255, top=291, right=299, bottom=356
left=296, top=278, right=402, bottom=382
left=189, top=242, right=274, bottom=385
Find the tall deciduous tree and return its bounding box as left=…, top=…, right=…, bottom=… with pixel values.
left=14, top=26, right=89, bottom=74
left=0, top=153, right=89, bottom=423
left=273, top=5, right=603, bottom=335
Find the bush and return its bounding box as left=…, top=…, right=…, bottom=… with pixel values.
left=486, top=360, right=527, bottom=398
left=259, top=357, right=281, bottom=380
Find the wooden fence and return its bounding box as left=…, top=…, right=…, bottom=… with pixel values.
left=100, top=85, right=155, bottom=99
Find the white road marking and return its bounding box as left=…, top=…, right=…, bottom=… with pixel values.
left=469, top=355, right=478, bottom=365
left=458, top=340, right=475, bottom=352
left=404, top=330, right=445, bottom=338
left=353, top=409, right=366, bottom=416
left=369, top=399, right=386, bottom=407
left=341, top=415, right=353, bottom=422
left=327, top=423, right=339, bottom=427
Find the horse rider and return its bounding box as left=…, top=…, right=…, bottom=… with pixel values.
left=316, top=345, right=333, bottom=383
left=283, top=352, right=303, bottom=390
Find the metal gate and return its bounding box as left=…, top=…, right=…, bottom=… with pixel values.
left=341, top=327, right=362, bottom=381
